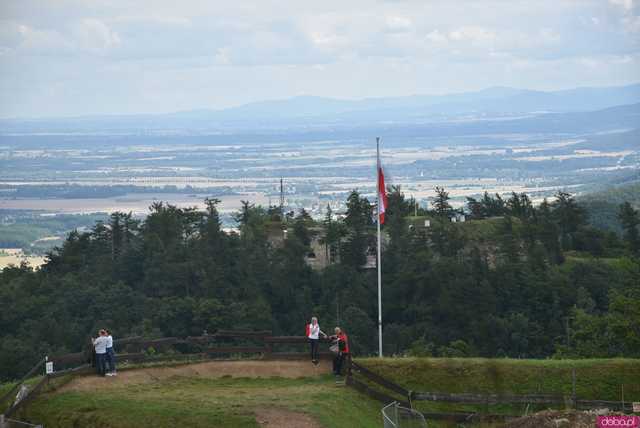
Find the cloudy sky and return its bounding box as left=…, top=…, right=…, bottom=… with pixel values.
left=1, top=0, right=639, bottom=117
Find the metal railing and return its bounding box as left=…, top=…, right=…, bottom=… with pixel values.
left=382, top=401, right=427, bottom=428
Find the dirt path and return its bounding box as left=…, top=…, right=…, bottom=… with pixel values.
left=255, top=408, right=322, bottom=428
left=57, top=359, right=331, bottom=393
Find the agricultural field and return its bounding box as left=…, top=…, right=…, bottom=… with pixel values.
left=0, top=212, right=108, bottom=256
left=0, top=248, right=46, bottom=270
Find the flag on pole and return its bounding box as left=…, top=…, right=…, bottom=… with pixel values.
left=377, top=165, right=388, bottom=224
left=376, top=137, right=385, bottom=358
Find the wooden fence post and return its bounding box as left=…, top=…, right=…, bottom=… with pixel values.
left=0, top=414, right=6, bottom=428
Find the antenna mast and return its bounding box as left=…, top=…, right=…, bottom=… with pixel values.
left=279, top=178, right=285, bottom=211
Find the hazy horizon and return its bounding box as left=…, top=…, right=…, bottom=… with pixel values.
left=2, top=81, right=640, bottom=121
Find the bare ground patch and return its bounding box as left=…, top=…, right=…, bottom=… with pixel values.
left=56, top=359, right=332, bottom=393
left=255, top=407, right=322, bottom=428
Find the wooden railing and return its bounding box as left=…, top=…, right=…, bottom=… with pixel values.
left=347, top=360, right=635, bottom=423
left=1, top=330, right=332, bottom=422
left=48, top=330, right=332, bottom=369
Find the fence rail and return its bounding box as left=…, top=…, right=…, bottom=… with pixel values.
left=413, top=391, right=565, bottom=405
left=351, top=361, right=410, bottom=397
left=2, top=330, right=332, bottom=424
left=47, top=331, right=328, bottom=368
left=347, top=360, right=636, bottom=423
left=0, top=416, right=43, bottom=428
left=0, top=359, right=45, bottom=409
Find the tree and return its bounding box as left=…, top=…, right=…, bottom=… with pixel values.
left=506, top=192, right=534, bottom=220
left=2, top=190, right=639, bottom=382
left=466, top=196, right=485, bottom=219
left=536, top=198, right=563, bottom=264
left=432, top=186, right=452, bottom=217
left=482, top=192, right=505, bottom=217
left=619, top=202, right=640, bottom=255
left=321, top=205, right=344, bottom=264
left=551, top=191, right=586, bottom=250
left=342, top=190, right=373, bottom=268
left=342, top=306, right=375, bottom=355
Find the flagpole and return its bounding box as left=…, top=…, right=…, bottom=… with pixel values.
left=376, top=137, right=383, bottom=358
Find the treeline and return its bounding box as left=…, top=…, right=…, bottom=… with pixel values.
left=0, top=184, right=236, bottom=199
left=0, top=189, right=639, bottom=381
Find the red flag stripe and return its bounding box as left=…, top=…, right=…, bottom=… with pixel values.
left=378, top=166, right=388, bottom=224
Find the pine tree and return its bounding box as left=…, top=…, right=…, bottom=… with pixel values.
left=551, top=191, right=585, bottom=251
left=432, top=186, right=452, bottom=217
left=618, top=202, right=640, bottom=255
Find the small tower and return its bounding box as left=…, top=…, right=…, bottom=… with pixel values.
left=279, top=178, right=285, bottom=210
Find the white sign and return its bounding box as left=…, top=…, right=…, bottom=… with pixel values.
left=45, top=361, right=54, bottom=375
left=633, top=402, right=640, bottom=413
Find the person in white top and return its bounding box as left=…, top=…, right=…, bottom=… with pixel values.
left=92, top=330, right=109, bottom=376
left=307, top=317, right=327, bottom=365
left=105, top=329, right=117, bottom=376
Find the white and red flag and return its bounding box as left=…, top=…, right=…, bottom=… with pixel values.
left=377, top=165, right=388, bottom=224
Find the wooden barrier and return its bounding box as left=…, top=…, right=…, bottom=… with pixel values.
left=2, top=330, right=333, bottom=422
left=49, top=352, right=85, bottom=366
left=264, top=336, right=329, bottom=344
left=0, top=359, right=45, bottom=408
left=265, top=351, right=332, bottom=361
left=215, top=330, right=272, bottom=338
left=49, top=333, right=328, bottom=365
left=576, top=399, right=633, bottom=412
left=345, top=375, right=512, bottom=423
left=4, top=376, right=48, bottom=418
left=45, top=331, right=328, bottom=375
left=346, top=376, right=409, bottom=407
left=346, top=361, right=638, bottom=423
left=112, top=336, right=144, bottom=346
left=350, top=361, right=409, bottom=398
left=413, top=391, right=564, bottom=405
left=49, top=364, right=93, bottom=379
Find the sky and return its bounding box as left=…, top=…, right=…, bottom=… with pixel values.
left=1, top=0, right=639, bottom=118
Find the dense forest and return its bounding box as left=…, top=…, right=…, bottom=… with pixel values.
left=1, top=187, right=639, bottom=381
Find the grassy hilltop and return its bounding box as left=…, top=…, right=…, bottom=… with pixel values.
left=10, top=357, right=640, bottom=428
left=18, top=361, right=381, bottom=428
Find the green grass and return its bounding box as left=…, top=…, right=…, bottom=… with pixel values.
left=356, top=357, right=640, bottom=426
left=0, top=381, right=16, bottom=397
left=16, top=357, right=640, bottom=427
left=358, top=357, right=640, bottom=399
left=21, top=375, right=382, bottom=428
left=454, top=217, right=503, bottom=242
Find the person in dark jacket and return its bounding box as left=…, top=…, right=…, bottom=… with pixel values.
left=84, top=335, right=96, bottom=368
left=329, top=327, right=350, bottom=377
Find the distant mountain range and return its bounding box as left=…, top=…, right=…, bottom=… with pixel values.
left=2, top=83, right=640, bottom=133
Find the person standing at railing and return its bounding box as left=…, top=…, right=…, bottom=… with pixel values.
left=92, top=329, right=109, bottom=376
left=105, top=329, right=117, bottom=377
left=306, top=317, right=327, bottom=365
left=84, top=335, right=96, bottom=368
left=329, top=327, right=349, bottom=377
